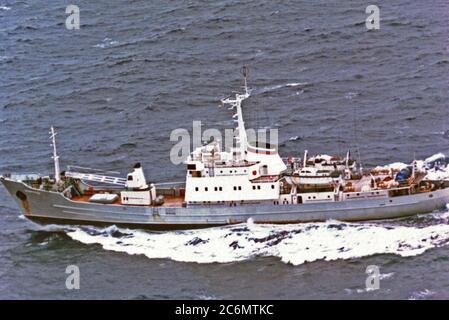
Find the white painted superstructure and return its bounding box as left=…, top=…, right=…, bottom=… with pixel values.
left=184, top=69, right=286, bottom=205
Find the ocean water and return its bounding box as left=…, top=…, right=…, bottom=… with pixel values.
left=1, top=0, right=449, bottom=299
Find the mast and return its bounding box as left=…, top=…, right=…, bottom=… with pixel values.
left=345, top=149, right=350, bottom=168
left=49, top=126, right=61, bottom=183
left=303, top=150, right=308, bottom=167
left=221, top=66, right=250, bottom=161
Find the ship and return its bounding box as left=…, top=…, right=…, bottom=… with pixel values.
left=2, top=68, right=449, bottom=230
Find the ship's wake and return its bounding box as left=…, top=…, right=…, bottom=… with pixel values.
left=61, top=209, right=449, bottom=265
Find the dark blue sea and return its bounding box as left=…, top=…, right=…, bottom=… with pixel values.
left=1, top=0, right=449, bottom=299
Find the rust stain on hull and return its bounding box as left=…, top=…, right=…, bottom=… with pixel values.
left=21, top=199, right=31, bottom=215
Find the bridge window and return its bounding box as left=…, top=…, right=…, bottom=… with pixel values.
left=195, top=187, right=199, bottom=191
left=205, top=187, right=208, bottom=191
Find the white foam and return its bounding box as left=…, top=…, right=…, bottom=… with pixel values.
left=65, top=218, right=449, bottom=265
left=408, top=289, right=435, bottom=300
left=94, top=38, right=119, bottom=48
left=0, top=6, right=11, bottom=11
left=286, top=82, right=308, bottom=87
left=258, top=82, right=308, bottom=94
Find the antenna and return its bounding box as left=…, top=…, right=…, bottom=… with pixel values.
left=241, top=66, right=249, bottom=96
left=49, top=126, right=61, bottom=183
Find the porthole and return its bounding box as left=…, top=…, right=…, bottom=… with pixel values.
left=205, top=187, right=208, bottom=192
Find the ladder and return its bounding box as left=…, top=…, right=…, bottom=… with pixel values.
left=65, top=171, right=127, bottom=186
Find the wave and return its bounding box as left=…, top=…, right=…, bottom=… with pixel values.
left=408, top=289, right=435, bottom=300
left=256, top=82, right=309, bottom=94
left=94, top=38, right=119, bottom=49
left=64, top=215, right=449, bottom=265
